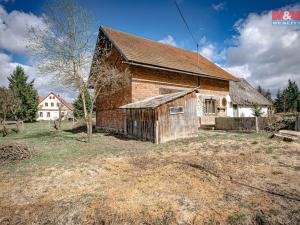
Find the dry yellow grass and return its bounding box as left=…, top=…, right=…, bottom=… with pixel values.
left=0, top=123, right=299, bottom=224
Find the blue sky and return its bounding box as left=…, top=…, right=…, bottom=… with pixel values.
left=0, top=0, right=300, bottom=101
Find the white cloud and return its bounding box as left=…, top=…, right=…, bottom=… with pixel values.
left=222, top=65, right=251, bottom=79
left=0, top=0, right=15, bottom=3
left=158, top=35, right=178, bottom=47
left=224, top=4, right=300, bottom=94
left=212, top=2, right=226, bottom=11
left=0, top=52, right=77, bottom=102
left=198, top=36, right=225, bottom=62
left=0, top=6, right=76, bottom=102
left=200, top=43, right=216, bottom=60
left=0, top=5, right=45, bottom=54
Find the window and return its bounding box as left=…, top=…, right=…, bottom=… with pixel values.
left=39, top=112, right=43, bottom=117
left=204, top=99, right=216, bottom=114
left=47, top=112, right=50, bottom=117
left=170, top=106, right=184, bottom=114
left=57, top=103, right=60, bottom=107
left=51, top=103, right=54, bottom=107
left=45, top=102, right=48, bottom=107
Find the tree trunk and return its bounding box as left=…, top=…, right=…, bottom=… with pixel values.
left=2, top=120, right=8, bottom=137
left=255, top=116, right=259, bottom=133
left=15, top=120, right=20, bottom=133
left=87, top=114, right=93, bottom=143
left=58, top=105, right=62, bottom=129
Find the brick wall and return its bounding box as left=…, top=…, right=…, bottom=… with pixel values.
left=95, top=46, right=231, bottom=130
left=200, top=77, right=229, bottom=92
left=95, top=45, right=131, bottom=130
left=131, top=67, right=198, bottom=102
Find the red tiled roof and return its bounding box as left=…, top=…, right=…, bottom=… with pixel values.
left=102, top=27, right=239, bottom=81
left=39, top=92, right=74, bottom=111
left=39, top=96, right=45, bottom=103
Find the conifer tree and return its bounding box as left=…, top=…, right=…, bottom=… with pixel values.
left=274, top=80, right=300, bottom=113
left=274, top=89, right=284, bottom=113
left=285, top=80, right=299, bottom=113
left=257, top=85, right=272, bottom=102
left=8, top=66, right=39, bottom=122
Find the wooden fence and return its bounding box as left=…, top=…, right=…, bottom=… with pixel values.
left=295, top=117, right=300, bottom=131
left=215, top=117, right=269, bottom=131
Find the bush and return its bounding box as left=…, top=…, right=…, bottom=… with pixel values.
left=255, top=212, right=270, bottom=225
left=226, top=212, right=247, bottom=225
left=265, top=114, right=296, bottom=132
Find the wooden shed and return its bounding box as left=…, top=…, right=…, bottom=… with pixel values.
left=120, top=90, right=199, bottom=143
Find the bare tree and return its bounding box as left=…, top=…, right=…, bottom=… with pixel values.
left=54, top=103, right=63, bottom=130
left=29, top=0, right=130, bottom=142
left=0, top=88, right=21, bottom=136
left=0, top=87, right=10, bottom=136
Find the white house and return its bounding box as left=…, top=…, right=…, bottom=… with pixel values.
left=227, top=79, right=272, bottom=117
left=37, top=92, right=74, bottom=121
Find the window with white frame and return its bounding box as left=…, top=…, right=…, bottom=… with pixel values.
left=170, top=106, right=184, bottom=114
left=204, top=99, right=216, bottom=114
left=39, top=112, right=43, bottom=117
left=47, top=112, right=50, bottom=117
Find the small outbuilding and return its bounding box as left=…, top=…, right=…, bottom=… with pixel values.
left=228, top=79, right=273, bottom=117
left=120, top=90, right=198, bottom=143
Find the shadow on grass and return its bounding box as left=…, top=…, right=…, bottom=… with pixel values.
left=64, top=125, right=87, bottom=134
left=12, top=130, right=76, bottom=142
left=63, top=125, right=135, bottom=141
left=103, top=133, right=138, bottom=141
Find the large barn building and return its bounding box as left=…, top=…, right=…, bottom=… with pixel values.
left=91, top=26, right=239, bottom=133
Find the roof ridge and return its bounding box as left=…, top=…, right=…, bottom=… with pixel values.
left=101, top=26, right=228, bottom=70
left=99, top=26, right=239, bottom=81
left=102, top=26, right=200, bottom=55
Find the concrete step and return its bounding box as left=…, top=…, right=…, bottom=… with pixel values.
left=273, top=133, right=298, bottom=142
left=279, top=130, right=300, bottom=138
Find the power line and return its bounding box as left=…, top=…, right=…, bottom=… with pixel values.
left=174, top=0, right=200, bottom=72
left=174, top=0, right=198, bottom=47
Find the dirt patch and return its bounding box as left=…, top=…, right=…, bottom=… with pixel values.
left=0, top=143, right=31, bottom=163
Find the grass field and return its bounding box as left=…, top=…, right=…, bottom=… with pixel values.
left=0, top=122, right=299, bottom=224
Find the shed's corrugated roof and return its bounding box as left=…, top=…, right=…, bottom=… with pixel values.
left=120, top=90, right=193, bottom=109
left=230, top=79, right=272, bottom=106
left=102, top=27, right=239, bottom=81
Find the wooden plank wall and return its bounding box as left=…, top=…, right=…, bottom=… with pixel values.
left=156, top=92, right=198, bottom=143
left=125, top=108, right=156, bottom=142
left=295, top=117, right=300, bottom=131
left=215, top=117, right=269, bottom=131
